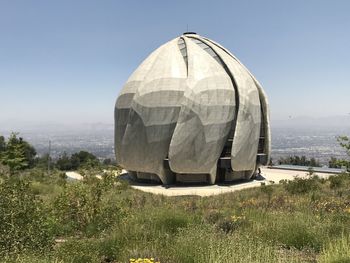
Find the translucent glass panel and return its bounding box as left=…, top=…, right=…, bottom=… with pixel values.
left=177, top=38, right=188, bottom=67
left=189, top=37, right=223, bottom=66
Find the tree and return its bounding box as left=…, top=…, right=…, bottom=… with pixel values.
left=337, top=136, right=350, bottom=171
left=71, top=151, right=99, bottom=168
left=329, top=157, right=340, bottom=168
left=278, top=155, right=320, bottom=167
left=103, top=158, right=112, bottom=166
left=309, top=158, right=319, bottom=167
left=0, top=135, right=5, bottom=153
left=0, top=133, right=37, bottom=174
left=338, top=136, right=350, bottom=156
left=56, top=151, right=99, bottom=171
left=56, top=152, right=73, bottom=171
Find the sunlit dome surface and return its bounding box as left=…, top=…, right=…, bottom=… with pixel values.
left=115, top=33, right=270, bottom=184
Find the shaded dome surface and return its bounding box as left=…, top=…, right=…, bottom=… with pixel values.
left=115, top=33, right=270, bottom=184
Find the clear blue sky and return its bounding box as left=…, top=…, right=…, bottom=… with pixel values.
left=0, top=0, right=349, bottom=125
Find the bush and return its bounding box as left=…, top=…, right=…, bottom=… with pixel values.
left=329, top=174, right=350, bottom=190
left=0, top=178, right=53, bottom=256
left=283, top=176, right=320, bottom=195
left=329, top=175, right=344, bottom=189
left=51, top=179, right=122, bottom=236
left=56, top=151, right=100, bottom=171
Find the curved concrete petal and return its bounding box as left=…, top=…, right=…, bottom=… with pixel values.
left=196, top=37, right=261, bottom=172
left=115, top=44, right=164, bottom=167
left=202, top=38, right=271, bottom=165
left=168, top=38, right=235, bottom=183
left=117, top=39, right=187, bottom=184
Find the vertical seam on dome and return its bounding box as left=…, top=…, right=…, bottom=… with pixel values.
left=204, top=37, right=269, bottom=163
left=177, top=37, right=188, bottom=76
left=187, top=35, right=240, bottom=160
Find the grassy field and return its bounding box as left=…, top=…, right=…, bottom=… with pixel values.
left=1, top=167, right=350, bottom=263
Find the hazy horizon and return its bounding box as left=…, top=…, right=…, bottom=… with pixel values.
left=1, top=116, right=349, bottom=164
left=1, top=115, right=350, bottom=134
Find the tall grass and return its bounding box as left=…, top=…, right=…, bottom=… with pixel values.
left=1, top=169, right=350, bottom=262
left=319, top=235, right=350, bottom=263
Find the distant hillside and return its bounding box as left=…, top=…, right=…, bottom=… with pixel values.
left=272, top=115, right=350, bottom=129
left=2, top=115, right=350, bottom=133
left=0, top=120, right=114, bottom=133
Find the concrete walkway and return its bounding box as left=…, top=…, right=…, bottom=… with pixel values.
left=65, top=170, right=119, bottom=181
left=65, top=171, right=84, bottom=180
left=128, top=167, right=335, bottom=197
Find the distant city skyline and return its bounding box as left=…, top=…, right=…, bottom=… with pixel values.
left=1, top=0, right=349, bottom=124
left=1, top=121, right=348, bottom=165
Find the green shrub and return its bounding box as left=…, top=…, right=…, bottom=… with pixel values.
left=329, top=174, right=350, bottom=190
left=283, top=176, right=320, bottom=195
left=329, top=176, right=344, bottom=189
left=0, top=178, right=53, bottom=256
left=51, top=180, right=122, bottom=236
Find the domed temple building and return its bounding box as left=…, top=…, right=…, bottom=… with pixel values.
left=115, top=33, right=270, bottom=184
